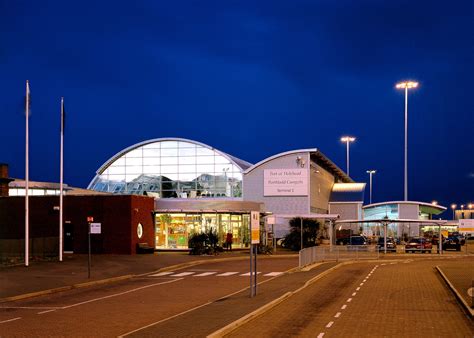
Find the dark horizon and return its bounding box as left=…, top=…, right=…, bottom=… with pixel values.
left=1, top=0, right=472, bottom=215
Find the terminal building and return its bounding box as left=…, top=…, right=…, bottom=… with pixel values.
left=87, top=138, right=354, bottom=249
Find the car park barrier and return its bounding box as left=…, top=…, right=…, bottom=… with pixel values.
left=299, top=245, right=379, bottom=267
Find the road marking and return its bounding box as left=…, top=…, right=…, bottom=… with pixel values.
left=341, top=304, right=347, bottom=310
left=360, top=283, right=364, bottom=286
left=0, top=306, right=58, bottom=310
left=326, top=321, right=334, bottom=328
left=317, top=333, right=325, bottom=338
left=356, top=287, right=360, bottom=291
left=38, top=309, right=56, bottom=315
left=62, top=278, right=182, bottom=310
left=193, top=272, right=217, bottom=277
left=149, top=271, right=174, bottom=277
left=334, top=312, right=341, bottom=318
left=240, top=272, right=261, bottom=276
left=363, top=279, right=367, bottom=282
left=216, top=272, right=239, bottom=276
left=352, top=292, right=357, bottom=296
left=347, top=298, right=352, bottom=302
left=381, top=263, right=386, bottom=266
left=171, top=272, right=195, bottom=277
left=0, top=317, right=21, bottom=324
left=263, top=272, right=283, bottom=277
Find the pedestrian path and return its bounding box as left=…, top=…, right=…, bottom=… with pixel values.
left=149, top=271, right=283, bottom=278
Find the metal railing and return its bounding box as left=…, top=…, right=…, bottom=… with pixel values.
left=299, top=245, right=380, bottom=267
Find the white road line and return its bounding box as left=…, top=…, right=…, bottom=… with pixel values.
left=317, top=333, right=325, bottom=338
left=171, top=272, right=195, bottom=277
left=360, top=283, right=364, bottom=286
left=62, top=278, right=182, bottom=310
left=363, top=279, right=367, bottom=282
left=356, top=287, right=360, bottom=291
left=240, top=272, right=261, bottom=276
left=0, top=317, right=21, bottom=324
left=216, top=272, right=239, bottom=276
left=193, top=272, right=217, bottom=277
left=0, top=306, right=58, bottom=310
left=341, top=304, right=347, bottom=310
left=149, top=271, right=174, bottom=277
left=381, top=263, right=386, bottom=266
left=334, top=312, right=341, bottom=318
left=352, top=292, right=357, bottom=296
left=326, top=321, right=334, bottom=328
left=37, top=309, right=56, bottom=315
left=347, top=298, right=352, bottom=302
left=263, top=272, right=283, bottom=277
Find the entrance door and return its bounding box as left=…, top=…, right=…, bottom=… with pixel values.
left=64, top=222, right=73, bottom=252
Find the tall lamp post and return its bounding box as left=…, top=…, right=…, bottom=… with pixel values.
left=395, top=80, right=418, bottom=201
left=451, top=204, right=457, bottom=220
left=366, top=170, right=376, bottom=204
left=340, top=136, right=356, bottom=176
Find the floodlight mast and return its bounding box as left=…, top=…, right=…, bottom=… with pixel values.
left=395, top=81, right=418, bottom=201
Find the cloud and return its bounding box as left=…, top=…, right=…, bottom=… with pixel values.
left=469, top=172, right=474, bottom=179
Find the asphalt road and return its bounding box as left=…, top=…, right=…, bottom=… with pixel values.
left=1, top=256, right=472, bottom=337
left=0, top=257, right=299, bottom=337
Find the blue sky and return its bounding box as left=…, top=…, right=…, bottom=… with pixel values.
left=1, top=0, right=472, bottom=212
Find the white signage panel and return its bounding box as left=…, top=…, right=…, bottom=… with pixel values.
left=264, top=169, right=308, bottom=196
left=459, top=219, right=474, bottom=233
left=90, top=222, right=102, bottom=234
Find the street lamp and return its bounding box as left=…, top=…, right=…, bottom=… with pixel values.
left=366, top=170, right=376, bottom=204
left=451, top=204, right=457, bottom=220
left=340, top=136, right=356, bottom=176
left=395, top=80, right=419, bottom=201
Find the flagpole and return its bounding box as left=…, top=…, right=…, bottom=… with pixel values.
left=25, top=80, right=30, bottom=267
left=59, top=97, right=64, bottom=262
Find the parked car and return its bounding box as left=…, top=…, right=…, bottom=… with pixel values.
left=377, top=237, right=397, bottom=252
left=337, top=235, right=368, bottom=246
left=442, top=237, right=461, bottom=251
left=405, top=237, right=432, bottom=253
left=450, top=233, right=465, bottom=245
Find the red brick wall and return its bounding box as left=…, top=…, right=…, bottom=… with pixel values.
left=0, top=194, right=155, bottom=255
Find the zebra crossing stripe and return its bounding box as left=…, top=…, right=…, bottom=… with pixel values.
left=216, top=272, right=239, bottom=276
left=240, top=272, right=262, bottom=276
left=150, top=272, right=174, bottom=277
left=171, top=272, right=195, bottom=277
left=193, top=272, right=217, bottom=277
left=263, top=272, right=283, bottom=277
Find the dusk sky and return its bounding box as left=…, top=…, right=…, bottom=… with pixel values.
left=1, top=0, right=472, bottom=213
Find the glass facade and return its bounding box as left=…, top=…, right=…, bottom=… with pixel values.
left=89, top=139, right=245, bottom=198
left=155, top=212, right=250, bottom=249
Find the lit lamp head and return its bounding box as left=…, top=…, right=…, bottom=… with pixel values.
left=431, top=200, right=438, bottom=205
left=366, top=170, right=376, bottom=174
left=395, top=81, right=419, bottom=89
left=451, top=203, right=457, bottom=210
left=340, top=136, right=356, bottom=143
left=468, top=203, right=473, bottom=210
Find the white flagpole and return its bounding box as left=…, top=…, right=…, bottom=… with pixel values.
left=25, top=80, right=30, bottom=267
left=59, top=97, right=64, bottom=261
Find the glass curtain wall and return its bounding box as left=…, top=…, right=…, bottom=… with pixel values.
left=90, top=140, right=243, bottom=198
left=155, top=213, right=250, bottom=249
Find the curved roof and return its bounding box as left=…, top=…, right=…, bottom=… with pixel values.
left=244, top=148, right=352, bottom=183
left=93, top=137, right=252, bottom=176
left=363, top=200, right=447, bottom=214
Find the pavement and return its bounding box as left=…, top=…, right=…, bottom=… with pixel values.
left=436, top=258, right=474, bottom=316
left=0, top=250, right=297, bottom=301
left=1, top=248, right=473, bottom=322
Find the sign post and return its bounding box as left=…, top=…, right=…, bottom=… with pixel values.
left=86, top=217, right=100, bottom=279
left=250, top=211, right=260, bottom=297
